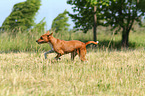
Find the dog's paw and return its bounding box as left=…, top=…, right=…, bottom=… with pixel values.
left=83, top=60, right=89, bottom=64
left=54, top=57, right=61, bottom=60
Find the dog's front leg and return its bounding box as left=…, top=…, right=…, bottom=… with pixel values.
left=55, top=50, right=64, bottom=60
left=44, top=50, right=55, bottom=59
left=55, top=53, right=62, bottom=60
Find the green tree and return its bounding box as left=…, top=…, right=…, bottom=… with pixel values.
left=103, top=0, right=145, bottom=47
left=51, top=10, right=70, bottom=33
left=0, top=0, right=41, bottom=31
left=67, top=0, right=145, bottom=47
left=67, top=0, right=110, bottom=41
left=31, top=17, right=46, bottom=32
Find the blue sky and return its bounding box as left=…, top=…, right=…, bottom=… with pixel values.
left=0, top=0, right=74, bottom=29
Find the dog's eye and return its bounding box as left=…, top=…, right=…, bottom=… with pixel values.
left=40, top=37, right=43, bottom=39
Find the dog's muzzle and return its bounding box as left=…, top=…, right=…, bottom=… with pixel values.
left=36, top=40, right=43, bottom=44
left=36, top=40, right=40, bottom=44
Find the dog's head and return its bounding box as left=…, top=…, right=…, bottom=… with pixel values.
left=36, top=31, right=53, bottom=44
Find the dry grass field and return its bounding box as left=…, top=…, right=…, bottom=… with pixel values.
left=0, top=49, right=145, bottom=96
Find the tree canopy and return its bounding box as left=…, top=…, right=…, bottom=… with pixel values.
left=67, top=0, right=110, bottom=41
left=51, top=10, right=70, bottom=33
left=103, top=0, right=145, bottom=47
left=67, top=0, right=145, bottom=47
left=67, top=0, right=110, bottom=33
left=0, top=0, right=41, bottom=31
left=31, top=17, right=46, bottom=32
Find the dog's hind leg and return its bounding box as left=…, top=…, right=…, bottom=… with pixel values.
left=44, top=50, right=55, bottom=59
left=79, top=48, right=88, bottom=62
left=71, top=49, right=77, bottom=61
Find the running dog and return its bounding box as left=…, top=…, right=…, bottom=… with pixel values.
left=36, top=31, right=99, bottom=61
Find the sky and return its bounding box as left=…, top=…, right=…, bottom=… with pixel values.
left=0, top=0, right=74, bottom=29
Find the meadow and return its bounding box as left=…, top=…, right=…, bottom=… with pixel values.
left=0, top=26, right=145, bottom=95
left=0, top=50, right=145, bottom=95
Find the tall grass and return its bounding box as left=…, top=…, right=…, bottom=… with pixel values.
left=0, top=26, right=145, bottom=52
left=0, top=50, right=145, bottom=95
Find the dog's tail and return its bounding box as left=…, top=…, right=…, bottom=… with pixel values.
left=85, top=41, right=99, bottom=46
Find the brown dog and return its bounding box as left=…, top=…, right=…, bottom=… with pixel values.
left=36, top=31, right=99, bottom=61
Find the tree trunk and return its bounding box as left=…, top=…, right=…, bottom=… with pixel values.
left=121, top=30, right=129, bottom=47
left=93, top=6, right=97, bottom=42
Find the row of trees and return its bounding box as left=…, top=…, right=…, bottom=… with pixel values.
left=51, top=10, right=70, bottom=33
left=0, top=0, right=145, bottom=47
left=0, top=0, right=69, bottom=33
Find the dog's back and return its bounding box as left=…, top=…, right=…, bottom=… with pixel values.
left=55, top=39, right=85, bottom=53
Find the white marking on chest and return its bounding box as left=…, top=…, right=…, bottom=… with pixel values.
left=48, top=42, right=54, bottom=50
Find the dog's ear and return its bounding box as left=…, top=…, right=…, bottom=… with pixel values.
left=47, top=32, right=53, bottom=37
left=46, top=30, right=50, bottom=34
left=49, top=32, right=53, bottom=36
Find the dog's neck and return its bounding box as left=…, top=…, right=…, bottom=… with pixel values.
left=48, top=42, right=53, bottom=50
left=47, top=36, right=57, bottom=50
